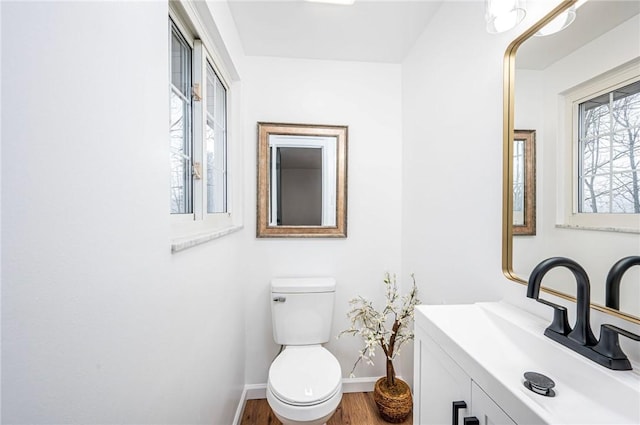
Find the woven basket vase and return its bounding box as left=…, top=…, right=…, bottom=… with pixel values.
left=373, top=377, right=413, bottom=423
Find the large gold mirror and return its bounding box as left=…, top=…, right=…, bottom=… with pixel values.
left=257, top=122, right=348, bottom=238
left=503, top=0, right=640, bottom=323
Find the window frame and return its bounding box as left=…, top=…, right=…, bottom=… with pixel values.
left=169, top=19, right=193, bottom=215
left=204, top=59, right=228, bottom=216
left=169, top=2, right=240, bottom=250
left=560, top=59, right=640, bottom=233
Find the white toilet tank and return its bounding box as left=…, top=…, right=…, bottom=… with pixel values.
left=271, top=277, right=336, bottom=346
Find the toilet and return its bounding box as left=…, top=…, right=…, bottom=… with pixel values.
left=266, top=277, right=343, bottom=425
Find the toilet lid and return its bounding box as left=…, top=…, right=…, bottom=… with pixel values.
left=268, top=346, right=342, bottom=406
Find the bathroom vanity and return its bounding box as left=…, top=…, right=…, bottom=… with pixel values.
left=413, top=302, right=640, bottom=425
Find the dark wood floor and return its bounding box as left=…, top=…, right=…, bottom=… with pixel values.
left=240, top=392, right=412, bottom=425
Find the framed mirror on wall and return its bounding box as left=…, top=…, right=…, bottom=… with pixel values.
left=503, top=0, right=640, bottom=324
left=513, top=129, right=536, bottom=236
left=257, top=122, right=348, bottom=238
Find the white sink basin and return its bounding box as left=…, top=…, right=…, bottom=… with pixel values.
left=415, top=301, right=640, bottom=424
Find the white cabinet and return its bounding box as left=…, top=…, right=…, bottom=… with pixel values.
left=414, top=332, right=471, bottom=424
left=414, top=329, right=515, bottom=425
left=470, top=382, right=516, bottom=425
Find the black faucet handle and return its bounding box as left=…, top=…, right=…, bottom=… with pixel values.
left=605, top=256, right=640, bottom=310
left=536, top=298, right=571, bottom=335
left=593, top=324, right=640, bottom=370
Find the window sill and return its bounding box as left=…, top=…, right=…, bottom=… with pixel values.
left=171, top=225, right=243, bottom=253
left=555, top=223, right=639, bottom=234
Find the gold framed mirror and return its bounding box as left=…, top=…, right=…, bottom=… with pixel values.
left=502, top=0, right=640, bottom=324
left=257, top=122, right=348, bottom=238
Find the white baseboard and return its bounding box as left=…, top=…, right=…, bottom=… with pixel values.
left=341, top=376, right=380, bottom=393
left=244, top=383, right=268, bottom=400
left=232, top=376, right=403, bottom=425
left=231, top=386, right=249, bottom=425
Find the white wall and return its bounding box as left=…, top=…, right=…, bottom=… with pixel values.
left=401, top=0, right=514, bottom=386
left=1, top=2, right=246, bottom=423
left=241, top=56, right=404, bottom=386
left=402, top=2, right=510, bottom=314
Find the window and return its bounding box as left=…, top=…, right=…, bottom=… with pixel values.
left=205, top=62, right=227, bottom=214
left=578, top=80, right=640, bottom=214
left=561, top=61, right=639, bottom=233
left=170, top=21, right=193, bottom=214
left=169, top=6, right=238, bottom=251
left=170, top=19, right=228, bottom=217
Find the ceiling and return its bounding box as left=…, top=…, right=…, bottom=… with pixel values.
left=226, top=0, right=444, bottom=63
left=226, top=1, right=640, bottom=66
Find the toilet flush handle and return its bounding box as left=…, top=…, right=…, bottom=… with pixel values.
left=273, top=296, right=286, bottom=303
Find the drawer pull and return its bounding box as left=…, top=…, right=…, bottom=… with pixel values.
left=464, top=416, right=480, bottom=425
left=452, top=401, right=467, bottom=425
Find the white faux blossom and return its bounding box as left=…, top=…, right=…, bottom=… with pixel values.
left=338, top=272, right=419, bottom=388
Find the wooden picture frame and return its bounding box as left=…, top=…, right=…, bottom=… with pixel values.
left=257, top=122, right=348, bottom=238
left=513, top=129, right=536, bottom=236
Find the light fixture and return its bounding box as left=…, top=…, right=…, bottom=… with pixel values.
left=305, top=0, right=355, bottom=5
left=534, top=0, right=588, bottom=37
left=485, top=0, right=526, bottom=34
left=534, top=5, right=576, bottom=36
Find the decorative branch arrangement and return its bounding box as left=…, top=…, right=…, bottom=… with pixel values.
left=339, top=272, right=419, bottom=387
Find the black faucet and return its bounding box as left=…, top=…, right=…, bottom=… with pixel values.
left=527, top=257, right=639, bottom=370
left=527, top=257, right=597, bottom=346
left=605, top=256, right=640, bottom=310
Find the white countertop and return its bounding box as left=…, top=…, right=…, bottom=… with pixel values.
left=415, top=301, right=640, bottom=425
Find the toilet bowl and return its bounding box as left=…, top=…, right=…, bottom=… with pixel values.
left=267, top=278, right=342, bottom=424
left=267, top=346, right=342, bottom=425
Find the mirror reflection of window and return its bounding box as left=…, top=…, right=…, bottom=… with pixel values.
left=578, top=79, right=640, bottom=214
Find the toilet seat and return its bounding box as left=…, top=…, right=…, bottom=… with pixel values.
left=268, top=346, right=342, bottom=406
